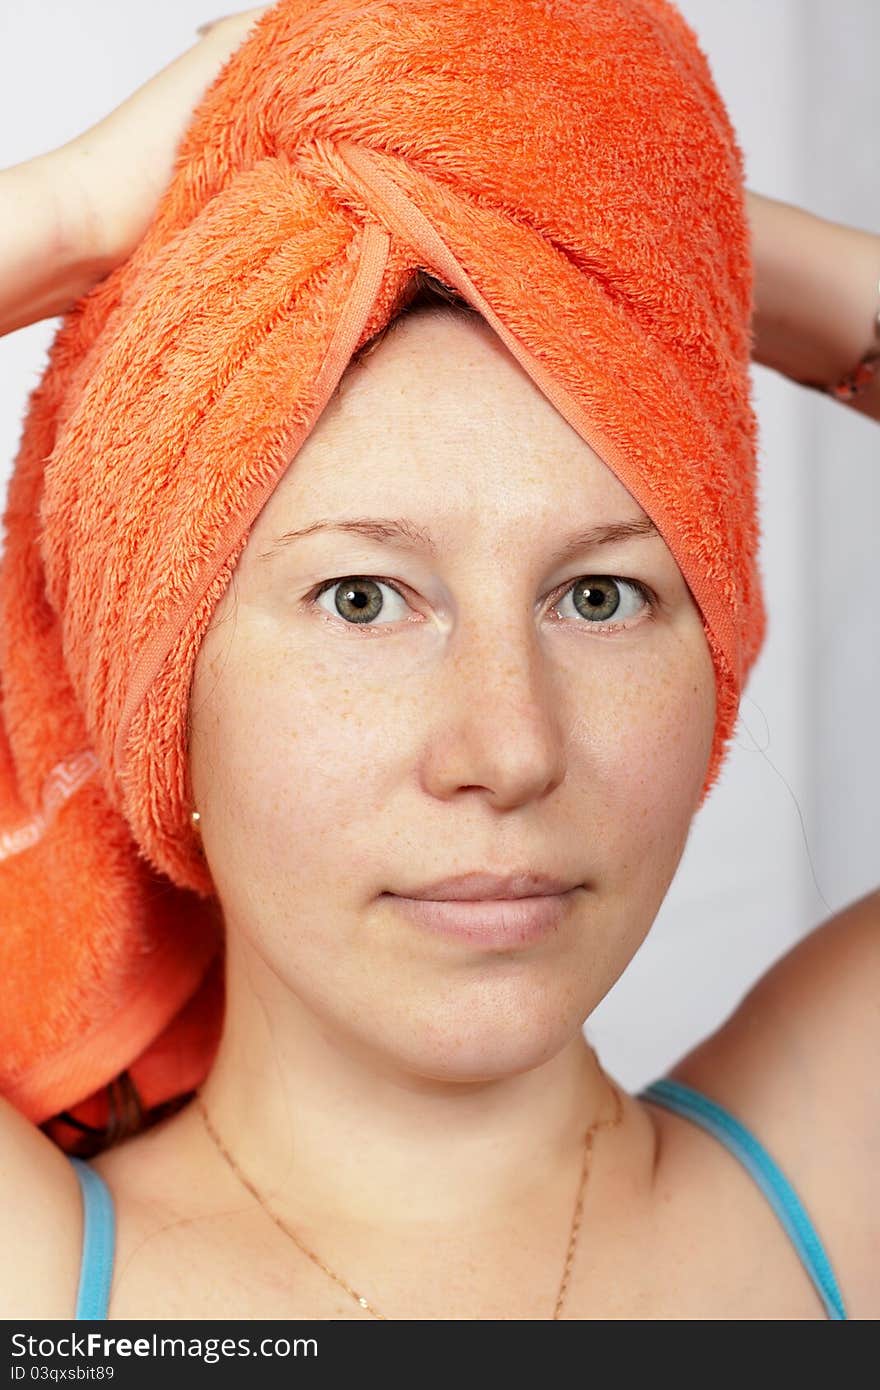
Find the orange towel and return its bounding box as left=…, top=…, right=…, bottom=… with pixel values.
left=0, top=0, right=763, bottom=1150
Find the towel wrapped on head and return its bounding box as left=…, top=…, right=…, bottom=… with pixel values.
left=0, top=0, right=763, bottom=1152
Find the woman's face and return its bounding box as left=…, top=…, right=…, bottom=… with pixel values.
left=187, top=305, right=716, bottom=1081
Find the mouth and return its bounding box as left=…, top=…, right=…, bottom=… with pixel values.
left=382, top=886, right=581, bottom=948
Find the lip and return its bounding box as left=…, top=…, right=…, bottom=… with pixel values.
left=383, top=886, right=581, bottom=948
left=396, top=870, right=582, bottom=901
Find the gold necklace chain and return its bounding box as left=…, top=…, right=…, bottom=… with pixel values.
left=195, top=1061, right=624, bottom=1320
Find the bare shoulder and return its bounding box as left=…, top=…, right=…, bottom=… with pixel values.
left=0, top=1093, right=86, bottom=1317
left=664, top=884, right=880, bottom=1318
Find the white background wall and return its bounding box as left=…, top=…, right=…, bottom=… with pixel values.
left=1, top=2, right=877, bottom=1091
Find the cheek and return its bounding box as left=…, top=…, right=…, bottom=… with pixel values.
left=197, top=635, right=395, bottom=895
left=574, top=630, right=716, bottom=878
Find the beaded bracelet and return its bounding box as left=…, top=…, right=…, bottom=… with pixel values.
left=827, top=273, right=880, bottom=402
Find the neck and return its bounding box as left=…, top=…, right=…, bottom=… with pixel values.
left=186, top=927, right=644, bottom=1235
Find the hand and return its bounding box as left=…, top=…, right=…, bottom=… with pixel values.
left=0, top=8, right=271, bottom=336
left=56, top=7, right=272, bottom=271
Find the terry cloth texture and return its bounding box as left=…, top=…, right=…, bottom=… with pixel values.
left=0, top=0, right=763, bottom=1148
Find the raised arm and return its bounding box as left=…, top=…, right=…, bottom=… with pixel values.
left=747, top=189, right=880, bottom=423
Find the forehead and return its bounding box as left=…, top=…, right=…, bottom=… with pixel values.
left=336, top=307, right=580, bottom=443
left=256, top=306, right=644, bottom=528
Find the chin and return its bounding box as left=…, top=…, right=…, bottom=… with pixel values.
left=361, top=985, right=589, bottom=1083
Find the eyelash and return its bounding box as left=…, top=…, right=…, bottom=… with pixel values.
left=305, top=574, right=659, bottom=636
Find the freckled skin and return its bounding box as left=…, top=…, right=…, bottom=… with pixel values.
left=184, top=305, right=717, bottom=1239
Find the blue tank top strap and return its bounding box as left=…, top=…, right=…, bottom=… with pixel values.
left=68, top=1155, right=115, bottom=1320
left=638, top=1076, right=847, bottom=1320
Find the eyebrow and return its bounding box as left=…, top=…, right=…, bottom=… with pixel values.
left=259, top=513, right=660, bottom=565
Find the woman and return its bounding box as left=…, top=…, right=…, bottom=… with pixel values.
left=0, top=2, right=877, bottom=1321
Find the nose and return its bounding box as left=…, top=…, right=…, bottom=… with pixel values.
left=420, top=614, right=567, bottom=809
